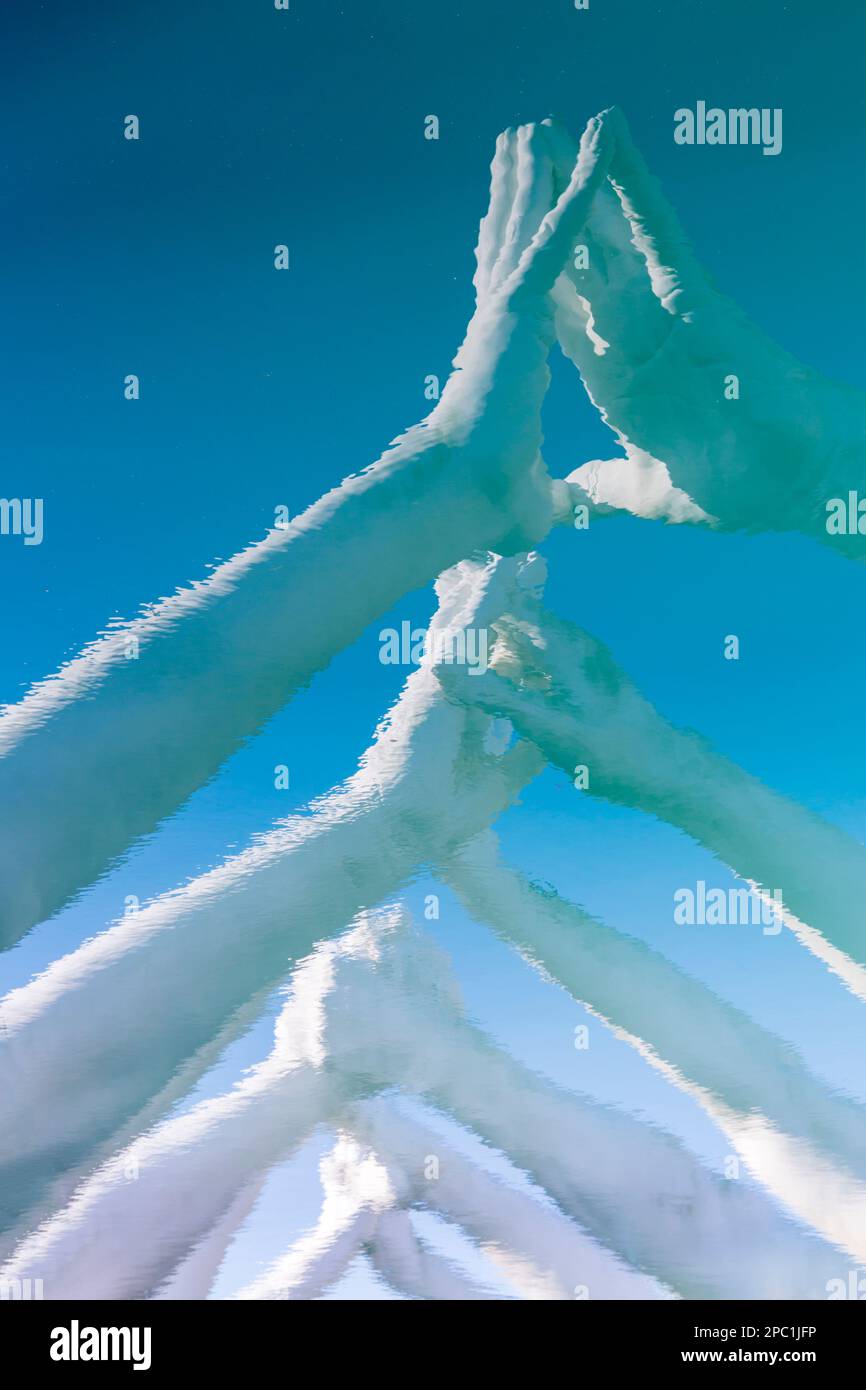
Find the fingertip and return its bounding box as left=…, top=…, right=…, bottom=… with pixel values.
left=517, top=121, right=546, bottom=154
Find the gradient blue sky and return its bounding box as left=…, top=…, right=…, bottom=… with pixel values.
left=3, top=0, right=866, bottom=1295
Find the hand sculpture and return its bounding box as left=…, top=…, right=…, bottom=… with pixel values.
left=548, top=110, right=866, bottom=552
left=0, top=117, right=610, bottom=949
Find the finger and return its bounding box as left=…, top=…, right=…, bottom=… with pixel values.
left=594, top=180, right=661, bottom=287
left=503, top=110, right=614, bottom=308
left=487, top=122, right=556, bottom=291
left=474, top=128, right=518, bottom=301
left=544, top=115, right=670, bottom=358
left=583, top=184, right=672, bottom=346
left=606, top=106, right=713, bottom=318
left=564, top=450, right=711, bottom=525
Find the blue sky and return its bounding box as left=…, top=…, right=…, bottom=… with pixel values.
left=3, top=0, right=866, bottom=1295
